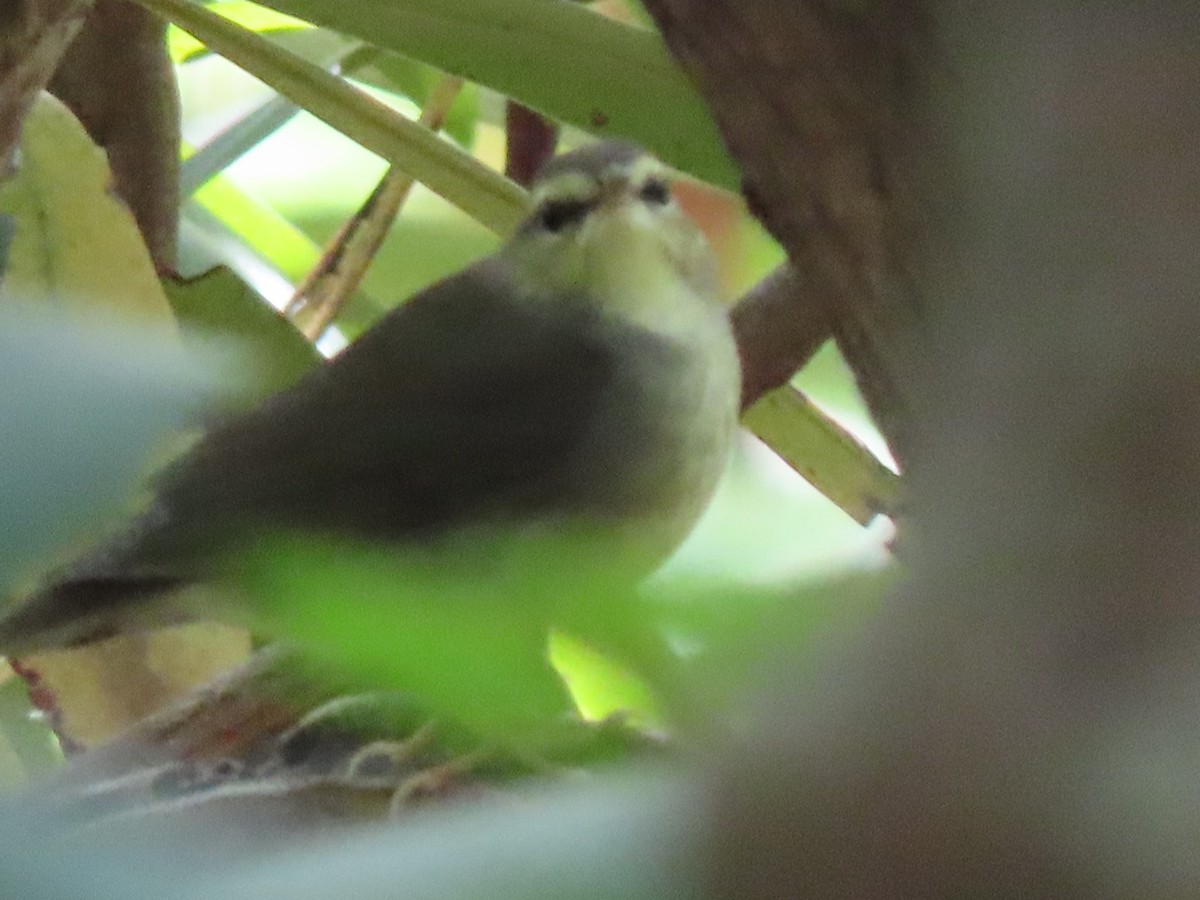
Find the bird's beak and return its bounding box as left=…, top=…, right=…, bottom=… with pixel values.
left=595, top=176, right=634, bottom=209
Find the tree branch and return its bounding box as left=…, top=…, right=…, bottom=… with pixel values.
left=0, top=0, right=92, bottom=177
left=642, top=0, right=935, bottom=467
left=696, top=4, right=1200, bottom=896
left=48, top=0, right=179, bottom=269
left=731, top=262, right=830, bottom=410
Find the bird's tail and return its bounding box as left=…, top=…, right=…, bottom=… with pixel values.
left=0, top=576, right=187, bottom=658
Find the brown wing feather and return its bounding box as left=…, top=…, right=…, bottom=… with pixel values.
left=0, top=258, right=636, bottom=654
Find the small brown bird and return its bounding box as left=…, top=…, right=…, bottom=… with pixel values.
left=0, top=141, right=741, bottom=657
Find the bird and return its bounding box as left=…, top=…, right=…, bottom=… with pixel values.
left=0, top=140, right=742, bottom=660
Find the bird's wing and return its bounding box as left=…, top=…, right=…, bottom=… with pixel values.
left=123, top=257, right=625, bottom=576
left=0, top=257, right=681, bottom=654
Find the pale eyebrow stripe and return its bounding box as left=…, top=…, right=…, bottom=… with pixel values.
left=531, top=155, right=668, bottom=206
left=624, top=156, right=668, bottom=185
left=532, top=173, right=599, bottom=205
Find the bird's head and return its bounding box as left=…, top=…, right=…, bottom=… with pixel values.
left=501, top=142, right=720, bottom=332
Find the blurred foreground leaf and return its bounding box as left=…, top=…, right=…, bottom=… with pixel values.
left=0, top=311, right=255, bottom=747
left=0, top=315, right=225, bottom=587
left=235, top=537, right=584, bottom=738
left=189, top=772, right=701, bottom=900
left=0, top=96, right=256, bottom=750
left=5, top=770, right=700, bottom=900
left=230, top=534, right=887, bottom=742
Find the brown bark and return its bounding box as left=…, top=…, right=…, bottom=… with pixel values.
left=653, top=2, right=1200, bottom=896
left=642, top=0, right=935, bottom=467
left=48, top=0, right=180, bottom=269
left=504, top=102, right=558, bottom=189
left=731, top=263, right=830, bottom=409
left=0, top=0, right=92, bottom=176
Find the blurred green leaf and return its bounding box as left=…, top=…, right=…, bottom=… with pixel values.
left=0, top=95, right=228, bottom=584
left=144, top=0, right=529, bottom=235
left=231, top=536, right=881, bottom=741
left=1, top=771, right=699, bottom=900
left=0, top=677, right=62, bottom=782
left=0, top=314, right=227, bottom=588
left=164, top=267, right=320, bottom=396
left=249, top=0, right=738, bottom=188
left=235, top=537, right=580, bottom=738
left=743, top=386, right=902, bottom=526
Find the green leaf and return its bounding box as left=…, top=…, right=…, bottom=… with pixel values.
left=0, top=313, right=226, bottom=589
left=235, top=537, right=579, bottom=738
left=743, top=386, right=902, bottom=525
left=163, top=266, right=320, bottom=396
left=143, top=0, right=528, bottom=235
left=168, top=0, right=312, bottom=61
left=549, top=632, right=661, bottom=728
left=178, top=26, right=479, bottom=147
left=186, top=166, right=325, bottom=282
left=353, top=54, right=479, bottom=149
left=0, top=677, right=62, bottom=781
left=0, top=94, right=174, bottom=324
left=248, top=0, right=738, bottom=188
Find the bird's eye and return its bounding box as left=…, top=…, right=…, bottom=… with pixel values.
left=538, top=199, right=591, bottom=233
left=638, top=177, right=670, bottom=206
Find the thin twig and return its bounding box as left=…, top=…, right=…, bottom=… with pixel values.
left=286, top=74, right=465, bottom=341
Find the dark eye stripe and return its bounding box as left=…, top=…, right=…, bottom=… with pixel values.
left=638, top=177, right=670, bottom=205
left=537, top=199, right=593, bottom=233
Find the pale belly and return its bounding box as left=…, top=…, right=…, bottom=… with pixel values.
left=561, top=303, right=742, bottom=578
